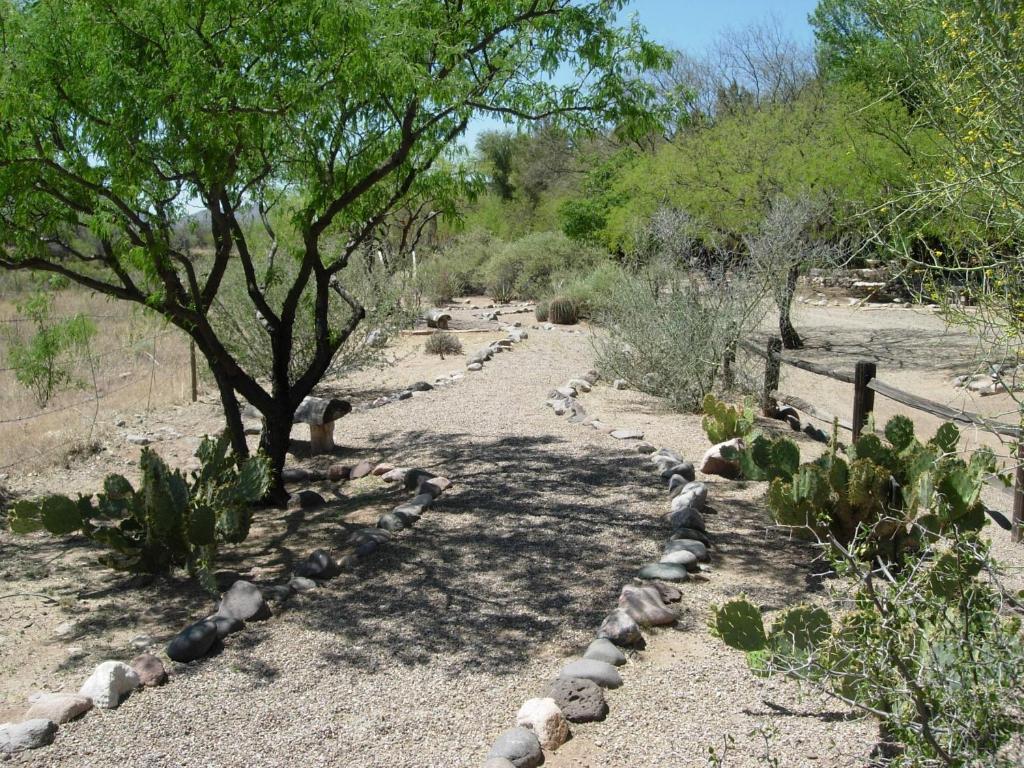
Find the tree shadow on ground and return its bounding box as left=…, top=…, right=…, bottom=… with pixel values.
left=269, top=429, right=670, bottom=676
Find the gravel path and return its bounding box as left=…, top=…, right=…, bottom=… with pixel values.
left=12, top=303, right=1014, bottom=767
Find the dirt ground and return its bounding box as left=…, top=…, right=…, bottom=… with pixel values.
left=0, top=295, right=1020, bottom=767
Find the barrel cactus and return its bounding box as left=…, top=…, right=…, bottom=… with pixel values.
left=8, top=435, right=269, bottom=589
left=535, top=301, right=550, bottom=322
left=548, top=296, right=577, bottom=325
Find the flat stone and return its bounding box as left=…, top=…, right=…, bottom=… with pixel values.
left=289, top=576, right=318, bottom=592
left=204, top=613, right=243, bottom=640
left=597, top=609, right=644, bottom=647
left=671, top=527, right=714, bottom=547
left=660, top=549, right=700, bottom=571
left=0, top=719, right=57, bottom=753
left=516, top=698, right=569, bottom=751
left=23, top=693, right=92, bottom=724
left=583, top=638, right=626, bottom=666
left=559, top=659, right=622, bottom=689
left=547, top=677, right=608, bottom=723
left=638, top=562, right=690, bottom=582
left=218, top=580, right=271, bottom=622
left=665, top=539, right=710, bottom=563
left=610, top=428, right=644, bottom=440
left=350, top=460, right=374, bottom=479
left=294, top=548, right=340, bottom=579
left=166, top=620, right=218, bottom=663
left=486, top=727, right=543, bottom=768
left=78, top=660, right=140, bottom=708
left=130, top=653, right=167, bottom=687
left=619, top=584, right=676, bottom=626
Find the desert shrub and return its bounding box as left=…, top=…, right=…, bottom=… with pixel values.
left=435, top=228, right=496, bottom=295
left=480, top=230, right=607, bottom=302
left=485, top=249, right=521, bottom=303
left=8, top=435, right=269, bottom=592
left=550, top=261, right=626, bottom=318
left=535, top=301, right=550, bottom=321
left=594, top=263, right=767, bottom=412
left=5, top=292, right=96, bottom=407
left=424, top=331, right=463, bottom=358
left=548, top=296, right=578, bottom=325
left=711, top=425, right=1024, bottom=765
left=417, top=260, right=465, bottom=305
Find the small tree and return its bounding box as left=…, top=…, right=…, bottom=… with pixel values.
left=0, top=0, right=667, bottom=502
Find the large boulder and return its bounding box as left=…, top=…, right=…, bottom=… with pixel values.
left=516, top=697, right=569, bottom=750
left=486, top=727, right=543, bottom=768
left=700, top=439, right=743, bottom=478
left=597, top=609, right=644, bottom=647
left=78, top=660, right=140, bottom=708
left=24, top=693, right=92, bottom=724
left=558, top=659, right=622, bottom=689
left=166, top=619, right=219, bottom=663
left=618, top=584, right=677, bottom=626
left=0, top=719, right=57, bottom=753
left=547, top=677, right=608, bottom=723
left=218, top=580, right=271, bottom=622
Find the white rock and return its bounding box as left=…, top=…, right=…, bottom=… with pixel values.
left=467, top=362, right=483, bottom=371
left=78, top=661, right=139, bottom=709
left=516, top=697, right=569, bottom=751
left=612, top=379, right=627, bottom=390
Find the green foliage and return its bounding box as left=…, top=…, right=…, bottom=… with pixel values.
left=766, top=416, right=998, bottom=557
left=481, top=230, right=606, bottom=302
left=423, top=331, right=462, bottom=358
left=8, top=435, right=269, bottom=590
left=5, top=292, right=96, bottom=407
left=702, top=394, right=756, bottom=443
left=548, top=296, right=578, bottom=325
left=735, top=433, right=802, bottom=483
left=535, top=301, right=550, bottom=322
left=713, top=532, right=1024, bottom=766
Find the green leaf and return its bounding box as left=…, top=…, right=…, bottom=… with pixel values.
left=770, top=606, right=832, bottom=654
left=711, top=598, right=768, bottom=652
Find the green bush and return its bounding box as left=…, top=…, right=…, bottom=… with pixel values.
left=8, top=435, right=270, bottom=591
left=424, top=331, right=463, bottom=358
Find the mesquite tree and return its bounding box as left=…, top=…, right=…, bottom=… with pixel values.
left=0, top=0, right=665, bottom=502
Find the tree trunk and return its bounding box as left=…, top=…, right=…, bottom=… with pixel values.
left=210, top=367, right=250, bottom=460
left=779, top=263, right=803, bottom=350
left=258, top=405, right=294, bottom=507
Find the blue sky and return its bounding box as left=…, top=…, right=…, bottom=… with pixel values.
left=461, top=0, right=820, bottom=148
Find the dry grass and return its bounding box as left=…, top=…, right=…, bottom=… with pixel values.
left=0, top=289, right=198, bottom=472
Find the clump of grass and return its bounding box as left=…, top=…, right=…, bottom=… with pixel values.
left=424, top=331, right=463, bottom=359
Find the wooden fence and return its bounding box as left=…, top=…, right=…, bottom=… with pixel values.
left=735, top=336, right=1023, bottom=542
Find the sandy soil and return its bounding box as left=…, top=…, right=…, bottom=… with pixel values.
left=0, top=297, right=1019, bottom=767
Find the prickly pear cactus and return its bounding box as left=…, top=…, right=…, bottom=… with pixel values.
left=710, top=598, right=768, bottom=652
left=739, top=434, right=800, bottom=482
left=702, top=394, right=756, bottom=444
left=769, top=606, right=832, bottom=654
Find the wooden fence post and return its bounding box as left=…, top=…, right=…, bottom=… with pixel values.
left=762, top=336, right=782, bottom=416
left=852, top=361, right=877, bottom=442
left=1013, top=441, right=1024, bottom=543
left=723, top=341, right=736, bottom=390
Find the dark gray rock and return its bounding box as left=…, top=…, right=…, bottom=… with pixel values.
left=218, top=580, right=271, bottom=622
left=671, top=527, right=713, bottom=548
left=280, top=467, right=309, bottom=484
left=166, top=619, right=218, bottom=663
left=289, top=489, right=326, bottom=509
left=547, top=677, right=608, bottom=723
left=409, top=381, right=433, bottom=392
left=583, top=638, right=626, bottom=666
left=351, top=527, right=391, bottom=557
left=660, top=548, right=700, bottom=571
left=0, top=719, right=57, bottom=754
left=652, top=448, right=683, bottom=464
left=403, top=468, right=435, bottom=491
left=205, top=612, right=244, bottom=640
left=289, top=576, right=318, bottom=592
left=665, top=538, right=710, bottom=562
left=597, top=609, right=644, bottom=647
left=804, top=424, right=829, bottom=443
left=486, top=727, right=543, bottom=768
left=377, top=511, right=406, bottom=532
left=294, top=548, right=341, bottom=579
left=661, top=462, right=695, bottom=483
left=666, top=504, right=706, bottom=532
left=262, top=584, right=293, bottom=603
left=638, top=562, right=690, bottom=582
left=396, top=390, right=413, bottom=401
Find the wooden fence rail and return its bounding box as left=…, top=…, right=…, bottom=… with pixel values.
left=738, top=334, right=1023, bottom=541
